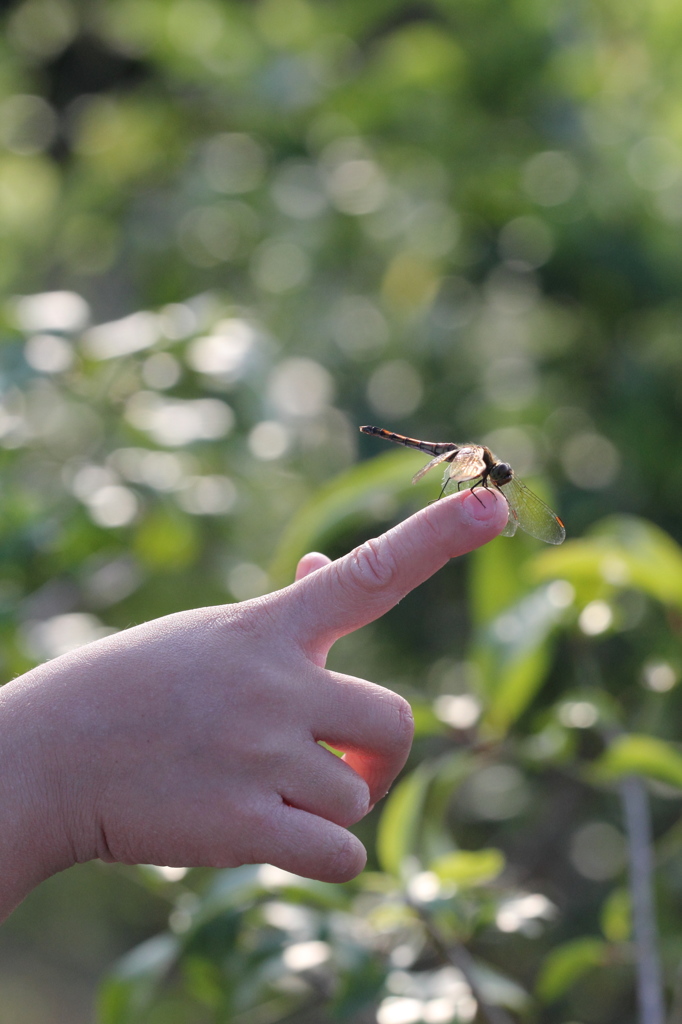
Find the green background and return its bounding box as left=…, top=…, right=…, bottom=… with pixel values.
left=2, top=1, right=682, bottom=1022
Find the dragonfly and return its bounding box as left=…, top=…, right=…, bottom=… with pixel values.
left=360, top=424, right=565, bottom=545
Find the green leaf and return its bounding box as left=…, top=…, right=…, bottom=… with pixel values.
left=592, top=733, right=682, bottom=788
left=531, top=515, right=682, bottom=610
left=480, top=644, right=552, bottom=737
left=376, top=762, right=435, bottom=877
left=411, top=699, right=447, bottom=738
left=469, top=531, right=535, bottom=627
left=376, top=753, right=476, bottom=875
left=430, top=848, right=505, bottom=888
left=329, top=953, right=386, bottom=1020
left=269, top=449, right=432, bottom=587
left=600, top=887, right=632, bottom=943
left=134, top=509, right=199, bottom=570
left=474, top=585, right=562, bottom=735
left=98, top=934, right=179, bottom=1024
left=197, top=864, right=349, bottom=922
left=376, top=23, right=466, bottom=88
left=536, top=937, right=608, bottom=1003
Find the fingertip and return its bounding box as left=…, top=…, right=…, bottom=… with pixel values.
left=459, top=486, right=509, bottom=532
left=295, top=551, right=332, bottom=582
left=328, top=831, right=367, bottom=882
left=402, top=486, right=508, bottom=563
left=273, top=820, right=368, bottom=883
left=262, top=809, right=367, bottom=883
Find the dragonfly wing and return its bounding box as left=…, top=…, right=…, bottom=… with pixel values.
left=412, top=449, right=458, bottom=484
left=500, top=477, right=565, bottom=545
left=444, top=447, right=487, bottom=484
left=500, top=507, right=519, bottom=537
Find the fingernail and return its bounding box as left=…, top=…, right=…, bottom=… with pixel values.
left=461, top=489, right=498, bottom=521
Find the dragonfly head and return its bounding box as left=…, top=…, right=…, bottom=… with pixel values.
left=490, top=461, right=513, bottom=486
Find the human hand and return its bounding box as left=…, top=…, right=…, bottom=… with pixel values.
left=0, top=487, right=507, bottom=917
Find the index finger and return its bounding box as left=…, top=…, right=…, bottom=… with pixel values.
left=285, top=486, right=508, bottom=656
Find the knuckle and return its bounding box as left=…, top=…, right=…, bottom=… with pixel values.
left=341, top=537, right=400, bottom=596
left=385, top=692, right=415, bottom=750
left=343, top=776, right=371, bottom=825
left=210, top=595, right=284, bottom=646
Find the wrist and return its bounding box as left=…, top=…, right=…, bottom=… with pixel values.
left=0, top=667, right=79, bottom=920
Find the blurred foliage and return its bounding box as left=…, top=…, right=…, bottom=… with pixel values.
left=2, top=0, right=682, bottom=1022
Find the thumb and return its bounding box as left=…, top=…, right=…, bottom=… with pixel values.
left=295, top=551, right=332, bottom=581
left=283, top=486, right=508, bottom=657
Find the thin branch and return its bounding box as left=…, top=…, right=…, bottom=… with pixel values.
left=620, top=775, right=666, bottom=1024
left=410, top=900, right=515, bottom=1024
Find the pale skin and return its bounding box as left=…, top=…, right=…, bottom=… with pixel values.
left=0, top=488, right=508, bottom=922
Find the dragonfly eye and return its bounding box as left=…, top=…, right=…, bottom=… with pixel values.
left=491, top=462, right=513, bottom=485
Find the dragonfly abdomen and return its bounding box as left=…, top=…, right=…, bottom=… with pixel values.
left=360, top=425, right=457, bottom=456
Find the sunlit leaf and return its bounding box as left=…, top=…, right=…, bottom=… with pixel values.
left=536, top=937, right=607, bottom=1003
left=430, top=848, right=505, bottom=887
left=269, top=448, right=433, bottom=587
left=376, top=23, right=466, bottom=88
left=479, top=645, right=552, bottom=737
left=133, top=508, right=199, bottom=569
left=474, top=585, right=562, bottom=735
left=600, top=887, right=631, bottom=943
left=376, top=762, right=435, bottom=877
left=197, top=864, right=348, bottom=923
left=531, top=516, right=682, bottom=610
left=592, top=733, right=682, bottom=788
left=377, top=753, right=476, bottom=876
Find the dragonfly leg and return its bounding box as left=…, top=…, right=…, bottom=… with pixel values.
left=436, top=473, right=457, bottom=501
left=478, top=480, right=511, bottom=516
left=467, top=477, right=489, bottom=506
left=438, top=472, right=465, bottom=500
left=438, top=476, right=489, bottom=503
